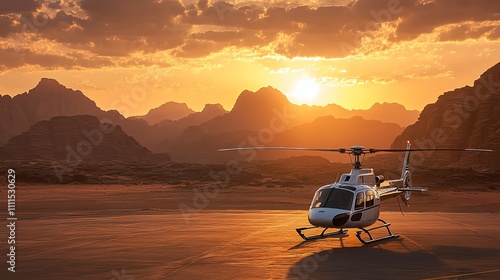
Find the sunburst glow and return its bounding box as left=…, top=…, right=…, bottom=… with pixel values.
left=288, top=78, right=320, bottom=105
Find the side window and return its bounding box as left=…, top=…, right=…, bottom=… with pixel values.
left=366, top=190, right=374, bottom=207
left=354, top=192, right=364, bottom=210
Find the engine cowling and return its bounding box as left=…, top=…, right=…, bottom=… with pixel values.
left=375, top=175, right=385, bottom=185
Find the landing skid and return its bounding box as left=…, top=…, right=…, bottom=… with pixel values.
left=296, top=226, right=348, bottom=241
left=355, top=218, right=399, bottom=244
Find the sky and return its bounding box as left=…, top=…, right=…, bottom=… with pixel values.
left=0, top=0, right=499, bottom=116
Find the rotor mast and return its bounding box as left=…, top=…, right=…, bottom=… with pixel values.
left=350, top=146, right=365, bottom=169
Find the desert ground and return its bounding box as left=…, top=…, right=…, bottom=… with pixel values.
left=1, top=158, right=500, bottom=279
left=1, top=181, right=499, bottom=279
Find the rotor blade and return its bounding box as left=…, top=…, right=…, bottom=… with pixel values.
left=218, top=147, right=346, bottom=153
left=369, top=148, right=493, bottom=153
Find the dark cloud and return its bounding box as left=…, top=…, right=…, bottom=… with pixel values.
left=174, top=29, right=274, bottom=57
left=396, top=0, right=500, bottom=41
left=438, top=23, right=498, bottom=42
left=197, top=0, right=208, bottom=10
left=488, top=26, right=500, bottom=40
left=173, top=39, right=221, bottom=58
left=0, top=0, right=38, bottom=15
left=0, top=48, right=113, bottom=70
left=0, top=16, right=15, bottom=37
left=0, top=0, right=499, bottom=68
left=36, top=0, right=188, bottom=56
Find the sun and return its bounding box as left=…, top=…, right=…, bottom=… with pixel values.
left=289, top=78, right=320, bottom=105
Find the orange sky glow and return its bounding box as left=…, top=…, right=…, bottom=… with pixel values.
left=0, top=0, right=499, bottom=116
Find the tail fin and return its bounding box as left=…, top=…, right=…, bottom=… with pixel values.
left=401, top=141, right=411, bottom=179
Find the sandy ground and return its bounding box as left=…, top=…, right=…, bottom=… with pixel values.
left=1, top=184, right=499, bottom=279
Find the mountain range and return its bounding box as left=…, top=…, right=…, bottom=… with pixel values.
left=0, top=79, right=418, bottom=160
left=1, top=62, right=499, bottom=166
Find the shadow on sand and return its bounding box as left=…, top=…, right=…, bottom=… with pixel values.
left=286, top=237, right=500, bottom=280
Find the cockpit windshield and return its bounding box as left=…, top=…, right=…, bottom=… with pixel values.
left=310, top=188, right=354, bottom=210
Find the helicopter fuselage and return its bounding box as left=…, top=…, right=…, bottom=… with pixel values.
left=307, top=168, right=383, bottom=229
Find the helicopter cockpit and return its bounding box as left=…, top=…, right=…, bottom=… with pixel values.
left=310, top=186, right=354, bottom=210
left=310, top=185, right=379, bottom=212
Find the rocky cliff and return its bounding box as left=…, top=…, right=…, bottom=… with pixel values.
left=392, top=62, right=500, bottom=167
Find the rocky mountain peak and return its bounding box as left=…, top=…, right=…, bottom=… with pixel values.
left=231, top=86, right=290, bottom=113
left=202, top=103, right=226, bottom=114
left=32, top=78, right=66, bottom=92
left=139, top=101, right=195, bottom=125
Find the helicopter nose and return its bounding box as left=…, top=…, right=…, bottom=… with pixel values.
left=332, top=213, right=350, bottom=227
left=308, top=208, right=350, bottom=228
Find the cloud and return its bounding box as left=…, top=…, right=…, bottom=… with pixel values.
left=0, top=47, right=113, bottom=71
left=173, top=39, right=221, bottom=58
left=437, top=22, right=499, bottom=42
left=0, top=16, right=15, bottom=37
left=0, top=0, right=38, bottom=15
left=395, top=0, right=500, bottom=41
left=0, top=0, right=498, bottom=70
left=10, top=0, right=189, bottom=56
left=488, top=26, right=500, bottom=40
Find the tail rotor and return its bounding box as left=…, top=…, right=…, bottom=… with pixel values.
left=401, top=170, right=412, bottom=206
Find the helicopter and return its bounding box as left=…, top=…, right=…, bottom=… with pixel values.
left=219, top=142, right=492, bottom=244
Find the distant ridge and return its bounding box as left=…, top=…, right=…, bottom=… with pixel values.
left=136, top=101, right=195, bottom=125
left=0, top=115, right=155, bottom=161
left=158, top=103, right=228, bottom=128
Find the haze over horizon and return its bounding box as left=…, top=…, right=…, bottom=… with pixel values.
left=0, top=0, right=499, bottom=115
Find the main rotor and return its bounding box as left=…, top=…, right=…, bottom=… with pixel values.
left=218, top=144, right=492, bottom=169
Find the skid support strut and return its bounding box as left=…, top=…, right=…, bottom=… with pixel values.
left=355, top=218, right=399, bottom=244
left=296, top=226, right=348, bottom=241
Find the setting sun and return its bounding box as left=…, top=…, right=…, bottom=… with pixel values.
left=288, top=78, right=320, bottom=105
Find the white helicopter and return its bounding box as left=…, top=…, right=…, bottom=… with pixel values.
left=219, top=142, right=492, bottom=244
